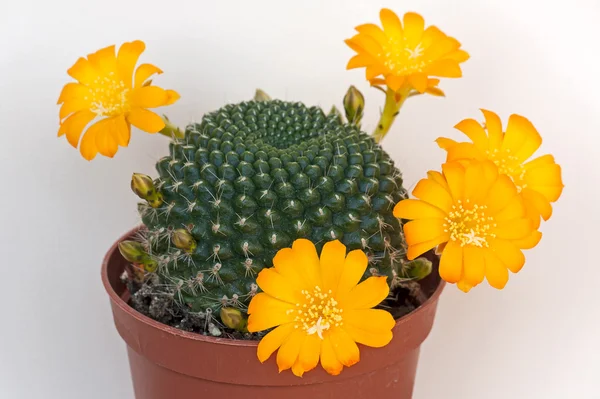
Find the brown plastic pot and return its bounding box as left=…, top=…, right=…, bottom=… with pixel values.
left=102, top=227, right=445, bottom=399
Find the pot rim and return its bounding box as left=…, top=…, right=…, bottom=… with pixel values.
left=102, top=226, right=445, bottom=347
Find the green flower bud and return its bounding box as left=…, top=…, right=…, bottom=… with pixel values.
left=118, top=240, right=148, bottom=263
left=343, top=85, right=365, bottom=126
left=404, top=257, right=433, bottom=281
left=159, top=115, right=184, bottom=139
left=172, top=229, right=197, bottom=253
left=220, top=307, right=248, bottom=332
left=254, top=89, right=271, bottom=102
left=328, top=105, right=344, bottom=123
left=131, top=173, right=163, bottom=208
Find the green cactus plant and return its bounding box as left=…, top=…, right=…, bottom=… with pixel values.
left=127, top=95, right=431, bottom=325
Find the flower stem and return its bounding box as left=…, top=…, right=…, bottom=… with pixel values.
left=372, top=87, right=410, bottom=143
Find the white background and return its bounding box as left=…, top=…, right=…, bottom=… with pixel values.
left=1, top=0, right=599, bottom=398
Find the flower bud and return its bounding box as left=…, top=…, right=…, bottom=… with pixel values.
left=220, top=307, right=248, bottom=332
left=118, top=240, right=148, bottom=263
left=343, top=85, right=365, bottom=126
left=131, top=173, right=163, bottom=208
left=404, top=257, right=433, bottom=281
left=172, top=229, right=197, bottom=253
left=254, top=89, right=271, bottom=102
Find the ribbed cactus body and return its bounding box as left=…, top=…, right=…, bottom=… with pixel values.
left=139, top=100, right=409, bottom=312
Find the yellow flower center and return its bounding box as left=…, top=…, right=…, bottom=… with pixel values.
left=88, top=72, right=130, bottom=117
left=381, top=39, right=429, bottom=75
left=289, top=286, right=343, bottom=339
left=486, top=148, right=526, bottom=191
left=443, top=200, right=497, bottom=247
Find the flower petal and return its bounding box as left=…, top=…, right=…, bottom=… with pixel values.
left=165, top=90, right=180, bottom=105
left=134, top=63, right=163, bottom=88
left=442, top=161, right=465, bottom=200
left=480, top=109, right=503, bottom=150
left=483, top=249, right=509, bottom=289
left=130, top=86, right=170, bottom=108
left=412, top=178, right=453, bottom=212
left=439, top=240, right=463, bottom=283
left=425, top=37, right=461, bottom=60
left=340, top=276, right=389, bottom=309
left=407, top=234, right=448, bottom=260
left=524, top=164, right=564, bottom=202
left=463, top=246, right=485, bottom=287
left=57, top=83, right=92, bottom=104
left=355, top=23, right=388, bottom=44
left=320, top=336, right=343, bottom=376
left=95, top=124, right=118, bottom=158
left=379, top=8, right=403, bottom=39
left=343, top=325, right=393, bottom=348
left=344, top=308, right=395, bottom=332
left=320, top=240, right=347, bottom=294
left=393, top=199, right=447, bottom=219
left=273, top=247, right=308, bottom=288
left=445, top=142, right=484, bottom=162
left=403, top=219, right=446, bottom=246
left=79, top=120, right=102, bottom=161
left=489, top=238, right=525, bottom=273
left=87, top=45, right=117, bottom=77
left=329, top=327, right=360, bottom=367
left=385, top=75, right=405, bottom=91
left=425, top=59, right=462, bottom=77
left=492, top=219, right=532, bottom=240
left=291, top=358, right=305, bottom=377
left=67, top=57, right=100, bottom=85
left=403, top=12, right=424, bottom=46
left=408, top=73, right=428, bottom=93
left=297, top=333, right=321, bottom=372
left=454, top=118, right=489, bottom=152
left=58, top=110, right=96, bottom=148
left=292, top=238, right=322, bottom=288
left=511, top=230, right=542, bottom=250
left=59, top=98, right=91, bottom=120
left=117, top=40, right=145, bottom=87
left=485, top=174, right=519, bottom=215
left=336, top=249, right=369, bottom=297
left=427, top=170, right=450, bottom=191
left=503, top=114, right=542, bottom=162
left=247, top=293, right=295, bottom=332
left=276, top=329, right=305, bottom=372
left=127, top=108, right=165, bottom=133
left=347, top=54, right=372, bottom=69
left=256, top=322, right=296, bottom=363
left=494, top=195, right=526, bottom=222
left=256, top=268, right=304, bottom=304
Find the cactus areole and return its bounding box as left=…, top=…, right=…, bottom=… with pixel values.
left=136, top=100, right=416, bottom=313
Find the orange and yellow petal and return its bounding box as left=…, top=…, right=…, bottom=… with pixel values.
left=87, top=45, right=117, bottom=77
left=296, top=333, right=321, bottom=374
left=58, top=110, right=96, bottom=148
left=406, top=234, right=448, bottom=260
left=343, top=308, right=395, bottom=335
left=291, top=238, right=323, bottom=288
left=134, top=63, right=163, bottom=87
left=126, top=108, right=166, bottom=133
left=339, top=276, right=389, bottom=310
left=454, top=118, right=489, bottom=152
left=403, top=218, right=446, bottom=247
left=129, top=86, right=171, bottom=108
left=256, top=268, right=304, bottom=304
left=276, top=329, right=305, bottom=372
left=117, top=40, right=145, bottom=87
left=379, top=8, right=403, bottom=39
left=393, top=199, right=447, bottom=219
left=488, top=238, right=525, bottom=273
left=439, top=240, right=463, bottom=283
left=328, top=327, right=360, bottom=367
left=336, top=250, right=369, bottom=297
left=247, top=293, right=295, bottom=332
left=319, top=240, right=347, bottom=294
left=412, top=178, right=453, bottom=212
left=67, top=57, right=100, bottom=85
left=462, top=246, right=485, bottom=287
left=502, top=114, right=542, bottom=162
left=483, top=249, right=509, bottom=289
left=320, top=336, right=343, bottom=376
left=256, top=322, right=296, bottom=363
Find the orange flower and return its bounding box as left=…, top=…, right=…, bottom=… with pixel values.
left=394, top=161, right=540, bottom=292
left=247, top=239, right=394, bottom=377
left=345, top=9, right=469, bottom=94
left=436, top=110, right=564, bottom=228
left=57, top=40, right=179, bottom=160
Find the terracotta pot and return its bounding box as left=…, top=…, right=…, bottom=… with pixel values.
left=102, top=227, right=445, bottom=399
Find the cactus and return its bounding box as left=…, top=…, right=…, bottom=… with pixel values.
left=129, top=96, right=429, bottom=322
